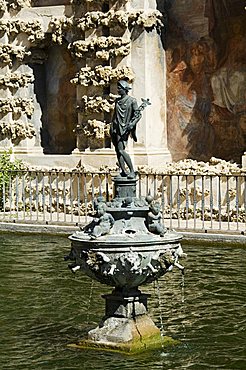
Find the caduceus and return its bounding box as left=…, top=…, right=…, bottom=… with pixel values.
left=128, top=98, right=151, bottom=142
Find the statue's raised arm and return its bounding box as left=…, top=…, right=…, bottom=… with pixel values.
left=110, top=80, right=151, bottom=179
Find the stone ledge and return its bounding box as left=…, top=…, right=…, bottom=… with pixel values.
left=181, top=231, right=246, bottom=245
left=0, top=221, right=245, bottom=245
left=0, top=221, right=77, bottom=235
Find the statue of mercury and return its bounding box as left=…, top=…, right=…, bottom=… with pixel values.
left=110, top=80, right=150, bottom=179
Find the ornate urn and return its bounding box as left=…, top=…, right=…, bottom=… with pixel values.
left=65, top=176, right=185, bottom=352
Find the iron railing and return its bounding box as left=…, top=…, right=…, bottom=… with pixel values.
left=0, top=170, right=245, bottom=234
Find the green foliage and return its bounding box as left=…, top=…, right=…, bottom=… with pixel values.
left=0, top=149, right=25, bottom=208
left=0, top=149, right=24, bottom=171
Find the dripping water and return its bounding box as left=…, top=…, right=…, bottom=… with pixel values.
left=155, top=279, right=165, bottom=349
left=86, top=279, right=94, bottom=324
left=180, top=270, right=185, bottom=304
left=180, top=269, right=187, bottom=341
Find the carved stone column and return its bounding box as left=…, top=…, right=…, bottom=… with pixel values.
left=128, top=0, right=171, bottom=166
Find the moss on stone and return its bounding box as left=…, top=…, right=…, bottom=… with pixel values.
left=68, top=334, right=179, bottom=354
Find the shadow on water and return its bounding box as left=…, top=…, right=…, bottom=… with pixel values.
left=0, top=234, right=245, bottom=369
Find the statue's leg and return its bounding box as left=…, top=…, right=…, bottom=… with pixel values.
left=116, top=147, right=127, bottom=176
left=122, top=150, right=134, bottom=174
left=118, top=155, right=128, bottom=176
left=112, top=135, right=127, bottom=176
left=119, top=140, right=135, bottom=178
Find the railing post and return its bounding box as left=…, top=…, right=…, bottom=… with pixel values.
left=218, top=176, right=222, bottom=230
left=210, top=175, right=213, bottom=230
left=193, top=175, right=196, bottom=230
left=0, top=169, right=244, bottom=233
left=201, top=175, right=205, bottom=231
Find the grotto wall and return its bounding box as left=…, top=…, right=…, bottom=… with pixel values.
left=0, top=1, right=76, bottom=156
left=0, top=0, right=171, bottom=168
left=1, top=0, right=244, bottom=168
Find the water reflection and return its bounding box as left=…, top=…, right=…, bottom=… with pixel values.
left=0, top=234, right=245, bottom=369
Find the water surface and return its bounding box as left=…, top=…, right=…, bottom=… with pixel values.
left=0, top=233, right=245, bottom=369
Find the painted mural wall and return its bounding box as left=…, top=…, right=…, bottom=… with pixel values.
left=166, top=0, right=246, bottom=163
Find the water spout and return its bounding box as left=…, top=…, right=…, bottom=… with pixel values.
left=174, top=260, right=185, bottom=271
left=71, top=265, right=81, bottom=273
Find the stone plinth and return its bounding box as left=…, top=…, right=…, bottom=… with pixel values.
left=86, top=289, right=158, bottom=346
left=88, top=314, right=160, bottom=345
left=113, top=176, right=137, bottom=199
left=69, top=315, right=178, bottom=353
left=67, top=287, right=180, bottom=353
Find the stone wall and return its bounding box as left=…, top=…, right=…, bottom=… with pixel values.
left=0, top=2, right=77, bottom=155
left=0, top=0, right=171, bottom=169
left=166, top=0, right=246, bottom=163
left=0, top=0, right=244, bottom=166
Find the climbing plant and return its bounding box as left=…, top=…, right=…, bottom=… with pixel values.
left=0, top=149, right=25, bottom=208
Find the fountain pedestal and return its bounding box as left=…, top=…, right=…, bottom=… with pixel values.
left=66, top=176, right=185, bottom=352
left=87, top=290, right=160, bottom=346
left=113, top=176, right=137, bottom=198
left=103, top=290, right=149, bottom=318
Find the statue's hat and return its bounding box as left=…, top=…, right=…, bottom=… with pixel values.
left=117, top=80, right=132, bottom=91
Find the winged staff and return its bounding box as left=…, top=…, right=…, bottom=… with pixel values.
left=129, top=98, right=151, bottom=141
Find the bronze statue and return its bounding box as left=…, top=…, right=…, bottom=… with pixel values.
left=147, top=200, right=167, bottom=237
left=110, top=80, right=151, bottom=179
left=80, top=197, right=115, bottom=239
left=82, top=202, right=115, bottom=239
left=90, top=202, right=115, bottom=239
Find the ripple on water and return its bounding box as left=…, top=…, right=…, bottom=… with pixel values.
left=0, top=235, right=246, bottom=369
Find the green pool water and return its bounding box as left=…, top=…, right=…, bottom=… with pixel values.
left=0, top=233, right=245, bottom=369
